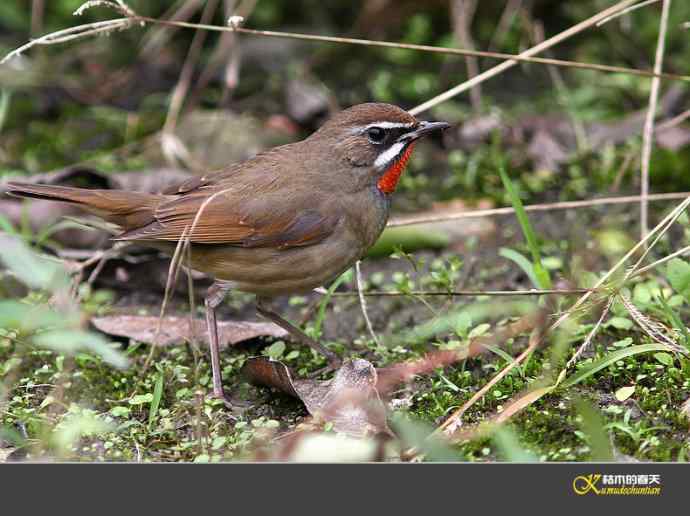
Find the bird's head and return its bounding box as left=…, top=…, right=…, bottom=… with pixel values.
left=308, top=103, right=450, bottom=194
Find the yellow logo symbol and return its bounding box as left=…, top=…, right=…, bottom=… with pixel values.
left=573, top=474, right=602, bottom=495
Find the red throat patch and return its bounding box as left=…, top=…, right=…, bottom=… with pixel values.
left=377, top=142, right=416, bottom=194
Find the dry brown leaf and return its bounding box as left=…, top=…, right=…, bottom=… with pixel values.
left=0, top=448, right=17, bottom=463
left=656, top=125, right=690, bottom=151
left=91, top=315, right=286, bottom=347
left=0, top=446, right=26, bottom=462
left=527, top=129, right=568, bottom=172
left=243, top=357, right=391, bottom=438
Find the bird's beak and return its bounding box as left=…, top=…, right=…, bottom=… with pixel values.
left=398, top=121, right=451, bottom=142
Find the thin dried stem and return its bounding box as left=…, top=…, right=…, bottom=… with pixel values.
left=548, top=196, right=690, bottom=337
left=549, top=197, right=690, bottom=390
left=387, top=192, right=690, bottom=228
left=656, top=108, right=690, bottom=132
left=410, top=0, right=649, bottom=115
left=206, top=19, right=690, bottom=85
left=451, top=0, right=481, bottom=110
left=4, top=2, right=689, bottom=88
left=163, top=0, right=219, bottom=136
left=74, top=1, right=135, bottom=17
left=185, top=237, right=200, bottom=353
left=553, top=198, right=690, bottom=383
left=640, top=0, right=672, bottom=240
left=438, top=328, right=542, bottom=436
left=563, top=297, right=614, bottom=372
left=619, top=293, right=684, bottom=352
left=443, top=238, right=687, bottom=437
left=532, top=19, right=589, bottom=152
left=140, top=0, right=205, bottom=57
left=31, top=0, right=45, bottom=37
left=354, top=261, right=381, bottom=346
left=634, top=244, right=690, bottom=275
left=487, top=0, right=523, bottom=52
left=626, top=196, right=680, bottom=279
left=330, top=288, right=593, bottom=298
left=596, top=0, right=661, bottom=26
left=143, top=224, right=190, bottom=371
left=0, top=18, right=133, bottom=65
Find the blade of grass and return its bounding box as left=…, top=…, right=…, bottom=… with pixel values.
left=148, top=371, right=164, bottom=429
left=0, top=89, right=11, bottom=133
left=484, top=343, right=525, bottom=378
left=492, top=426, right=539, bottom=462
left=561, top=343, right=671, bottom=388
left=574, top=397, right=614, bottom=461
left=498, top=167, right=552, bottom=289
left=0, top=214, right=18, bottom=235
left=312, top=271, right=350, bottom=338
left=499, top=247, right=541, bottom=289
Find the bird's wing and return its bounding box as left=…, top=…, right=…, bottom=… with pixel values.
left=118, top=155, right=341, bottom=248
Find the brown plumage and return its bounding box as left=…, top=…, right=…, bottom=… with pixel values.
left=6, top=103, right=449, bottom=405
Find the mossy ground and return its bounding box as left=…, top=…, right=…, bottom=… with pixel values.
left=2, top=204, right=690, bottom=461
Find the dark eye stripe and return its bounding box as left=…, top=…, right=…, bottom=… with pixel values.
left=367, top=127, right=386, bottom=143
left=363, top=124, right=417, bottom=145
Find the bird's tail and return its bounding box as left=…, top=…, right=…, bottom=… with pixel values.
left=5, top=182, right=162, bottom=230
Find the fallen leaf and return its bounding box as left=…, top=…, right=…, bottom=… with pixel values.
left=0, top=448, right=17, bottom=462
left=527, top=129, right=568, bottom=172
left=656, top=125, right=690, bottom=151
left=243, top=357, right=391, bottom=438
left=91, top=315, right=286, bottom=347
left=244, top=326, right=535, bottom=439
left=586, top=85, right=685, bottom=150
left=0, top=446, right=27, bottom=462
left=458, top=113, right=505, bottom=148
left=285, top=78, right=334, bottom=126
left=615, top=385, right=636, bottom=402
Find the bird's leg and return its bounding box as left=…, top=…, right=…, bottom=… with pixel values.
left=256, top=298, right=342, bottom=376
left=205, top=281, right=233, bottom=405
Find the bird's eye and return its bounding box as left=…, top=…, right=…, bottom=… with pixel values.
left=366, top=127, right=386, bottom=144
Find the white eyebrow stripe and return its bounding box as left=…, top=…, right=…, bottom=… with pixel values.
left=352, top=120, right=417, bottom=134
left=349, top=121, right=417, bottom=135
left=364, top=121, right=416, bottom=130
left=374, top=141, right=406, bottom=170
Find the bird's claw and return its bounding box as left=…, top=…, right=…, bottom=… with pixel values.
left=210, top=391, right=234, bottom=408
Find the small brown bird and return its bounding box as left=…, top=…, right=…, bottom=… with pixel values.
left=7, top=103, right=449, bottom=404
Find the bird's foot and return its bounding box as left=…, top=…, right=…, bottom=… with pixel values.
left=209, top=390, right=251, bottom=414
left=210, top=391, right=234, bottom=409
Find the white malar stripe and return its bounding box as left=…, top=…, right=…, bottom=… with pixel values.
left=374, top=142, right=406, bottom=170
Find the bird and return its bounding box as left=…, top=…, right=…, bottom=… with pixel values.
left=6, top=102, right=450, bottom=406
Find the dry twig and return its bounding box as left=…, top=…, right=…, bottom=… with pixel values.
left=410, top=0, right=650, bottom=115
left=387, top=192, right=690, bottom=227
left=640, top=0, right=672, bottom=239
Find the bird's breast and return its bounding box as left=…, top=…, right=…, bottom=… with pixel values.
left=341, top=186, right=390, bottom=252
